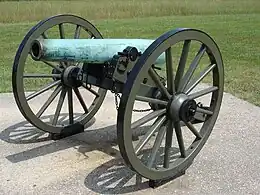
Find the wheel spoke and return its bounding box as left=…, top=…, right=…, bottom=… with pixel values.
left=135, top=95, right=168, bottom=106
left=52, top=87, right=67, bottom=125
left=42, top=60, right=63, bottom=72
left=74, top=25, right=81, bottom=39
left=59, top=62, right=67, bottom=68
left=147, top=126, right=166, bottom=168
left=184, top=121, right=202, bottom=139
left=178, top=44, right=206, bottom=92
left=165, top=47, right=175, bottom=94
left=67, top=88, right=74, bottom=124
left=175, top=40, right=191, bottom=90
left=163, top=120, right=174, bottom=168
left=189, top=86, right=218, bottom=99
left=26, top=80, right=61, bottom=101
left=41, top=32, right=48, bottom=39
left=73, top=88, right=89, bottom=113
left=75, top=62, right=81, bottom=67
left=135, top=116, right=166, bottom=155
left=131, top=109, right=166, bottom=129
left=174, top=121, right=186, bottom=158
left=23, top=73, right=61, bottom=78
left=184, top=63, right=216, bottom=94
left=59, top=23, right=65, bottom=39
left=196, top=107, right=213, bottom=115
left=58, top=23, right=69, bottom=67
left=82, top=84, right=100, bottom=97
left=36, top=85, right=62, bottom=117
left=148, top=68, right=171, bottom=99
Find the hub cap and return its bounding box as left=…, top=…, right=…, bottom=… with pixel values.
left=168, top=93, right=197, bottom=122
left=62, top=66, right=83, bottom=88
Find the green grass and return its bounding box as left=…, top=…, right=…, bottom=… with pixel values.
left=0, top=0, right=260, bottom=23
left=0, top=0, right=260, bottom=106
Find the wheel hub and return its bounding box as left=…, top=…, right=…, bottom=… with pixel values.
left=61, top=66, right=83, bottom=88
left=168, top=93, right=197, bottom=122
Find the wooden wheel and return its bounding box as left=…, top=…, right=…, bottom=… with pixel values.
left=117, top=28, right=224, bottom=180
left=12, top=14, right=107, bottom=134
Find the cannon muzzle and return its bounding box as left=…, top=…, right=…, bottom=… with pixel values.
left=31, top=40, right=43, bottom=60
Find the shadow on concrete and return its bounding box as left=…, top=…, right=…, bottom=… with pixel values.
left=0, top=116, right=182, bottom=194
left=0, top=113, right=94, bottom=144
left=0, top=113, right=96, bottom=163
left=84, top=157, right=150, bottom=194
left=0, top=114, right=150, bottom=163
left=84, top=147, right=181, bottom=194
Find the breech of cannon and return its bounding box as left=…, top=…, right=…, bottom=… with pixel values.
left=30, top=39, right=166, bottom=65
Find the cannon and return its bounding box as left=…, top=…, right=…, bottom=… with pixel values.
left=12, top=14, right=224, bottom=186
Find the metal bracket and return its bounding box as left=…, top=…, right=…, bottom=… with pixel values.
left=49, top=123, right=84, bottom=140
left=148, top=160, right=194, bottom=188
left=148, top=170, right=186, bottom=188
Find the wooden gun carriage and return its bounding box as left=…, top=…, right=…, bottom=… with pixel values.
left=12, top=14, right=224, bottom=187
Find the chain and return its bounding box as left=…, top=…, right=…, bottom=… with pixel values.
left=112, top=65, right=166, bottom=113
left=113, top=69, right=165, bottom=112
left=113, top=92, right=152, bottom=112
left=114, top=92, right=121, bottom=110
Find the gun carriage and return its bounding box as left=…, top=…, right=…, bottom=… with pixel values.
left=12, top=14, right=224, bottom=186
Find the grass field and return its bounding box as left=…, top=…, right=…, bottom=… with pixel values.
left=0, top=0, right=260, bottom=106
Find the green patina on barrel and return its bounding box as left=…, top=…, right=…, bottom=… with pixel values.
left=31, top=39, right=165, bottom=65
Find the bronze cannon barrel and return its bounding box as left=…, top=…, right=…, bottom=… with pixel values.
left=30, top=38, right=166, bottom=64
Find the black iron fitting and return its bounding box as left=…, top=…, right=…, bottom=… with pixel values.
left=66, top=67, right=82, bottom=88
left=118, top=46, right=141, bottom=62
left=179, top=99, right=197, bottom=122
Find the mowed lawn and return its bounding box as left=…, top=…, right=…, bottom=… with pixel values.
left=0, top=0, right=260, bottom=106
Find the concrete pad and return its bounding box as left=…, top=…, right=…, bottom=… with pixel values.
left=0, top=88, right=260, bottom=195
